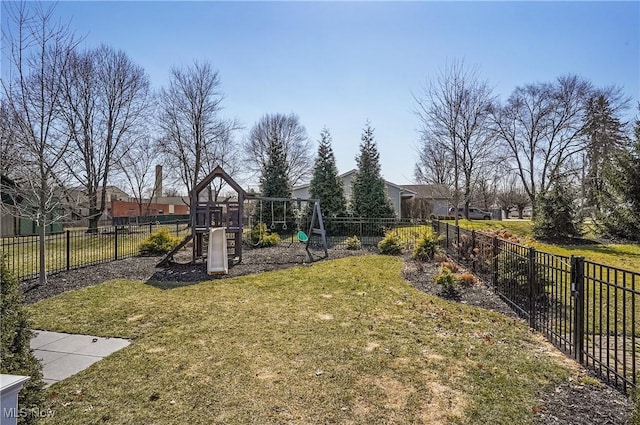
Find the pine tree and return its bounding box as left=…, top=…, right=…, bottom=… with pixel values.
left=1, top=259, right=45, bottom=425
left=532, top=179, right=582, bottom=241
left=600, top=110, right=640, bottom=241
left=350, top=122, right=395, bottom=219
left=582, top=94, right=628, bottom=211
left=308, top=128, right=347, bottom=218
left=258, top=130, right=293, bottom=229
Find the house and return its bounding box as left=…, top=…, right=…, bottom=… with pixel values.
left=110, top=199, right=189, bottom=223
left=0, top=175, right=64, bottom=236
left=399, top=184, right=452, bottom=219
left=292, top=169, right=417, bottom=218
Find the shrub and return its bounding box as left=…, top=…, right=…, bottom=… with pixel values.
left=435, top=267, right=459, bottom=295
left=1, top=258, right=45, bottom=425
left=433, top=253, right=448, bottom=263
left=412, top=228, right=440, bottom=261
left=139, top=228, right=182, bottom=256
left=344, top=235, right=362, bottom=250
left=533, top=180, right=582, bottom=240
left=250, top=223, right=281, bottom=248
left=377, top=231, right=403, bottom=255
left=440, top=261, right=460, bottom=273
left=457, top=271, right=477, bottom=287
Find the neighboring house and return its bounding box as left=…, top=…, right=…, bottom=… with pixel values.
left=292, top=169, right=416, bottom=218
left=110, top=200, right=189, bottom=219
left=399, top=184, right=452, bottom=219
left=0, top=175, right=64, bottom=237
left=67, top=185, right=131, bottom=223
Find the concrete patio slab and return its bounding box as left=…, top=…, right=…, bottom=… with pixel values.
left=30, top=331, right=131, bottom=387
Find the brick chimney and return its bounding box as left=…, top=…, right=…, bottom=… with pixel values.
left=154, top=165, right=162, bottom=201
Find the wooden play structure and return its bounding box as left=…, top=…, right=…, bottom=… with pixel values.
left=158, top=165, right=328, bottom=268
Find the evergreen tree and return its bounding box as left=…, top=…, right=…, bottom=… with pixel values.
left=308, top=128, right=347, bottom=218
left=1, top=259, right=45, bottom=425
left=532, top=179, right=582, bottom=241
left=582, top=93, right=628, bottom=211
left=600, top=109, right=640, bottom=241
left=350, top=123, right=395, bottom=218
left=258, top=130, right=293, bottom=230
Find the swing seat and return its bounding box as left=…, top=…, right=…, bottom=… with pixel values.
left=296, top=230, right=308, bottom=243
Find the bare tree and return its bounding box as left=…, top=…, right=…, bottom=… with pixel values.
left=491, top=75, right=592, bottom=215
left=414, top=61, right=497, bottom=222
left=58, top=44, right=151, bottom=232
left=114, top=137, right=162, bottom=217
left=414, top=135, right=454, bottom=186
left=0, top=100, right=22, bottom=177
left=157, top=61, right=241, bottom=202
left=243, top=113, right=313, bottom=187
left=1, top=2, right=78, bottom=286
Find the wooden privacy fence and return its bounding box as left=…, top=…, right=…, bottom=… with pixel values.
left=432, top=220, right=640, bottom=394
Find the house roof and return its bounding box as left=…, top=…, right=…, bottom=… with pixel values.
left=400, top=184, right=451, bottom=199
left=293, top=169, right=417, bottom=195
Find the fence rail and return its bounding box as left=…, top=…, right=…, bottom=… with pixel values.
left=432, top=220, right=640, bottom=394
left=1, top=220, right=190, bottom=282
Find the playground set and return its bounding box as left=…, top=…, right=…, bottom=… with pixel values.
left=157, top=166, right=328, bottom=272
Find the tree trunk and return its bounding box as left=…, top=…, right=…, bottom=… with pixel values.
left=88, top=211, right=100, bottom=233
left=38, top=220, right=47, bottom=286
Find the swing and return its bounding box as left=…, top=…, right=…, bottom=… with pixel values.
left=251, top=200, right=266, bottom=247
left=270, top=201, right=287, bottom=230
left=296, top=230, right=308, bottom=242
left=292, top=203, right=308, bottom=243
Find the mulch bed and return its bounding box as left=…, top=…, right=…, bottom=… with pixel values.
left=21, top=247, right=634, bottom=424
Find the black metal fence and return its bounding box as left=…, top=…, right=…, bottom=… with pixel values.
left=432, top=220, right=640, bottom=394
left=317, top=217, right=430, bottom=249
left=1, top=220, right=189, bottom=282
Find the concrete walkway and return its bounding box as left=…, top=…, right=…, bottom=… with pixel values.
left=31, top=331, right=130, bottom=387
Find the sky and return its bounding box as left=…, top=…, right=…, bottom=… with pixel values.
left=3, top=1, right=639, bottom=190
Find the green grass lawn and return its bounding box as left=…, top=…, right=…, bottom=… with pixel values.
left=451, top=220, right=640, bottom=273
left=27, top=255, right=595, bottom=425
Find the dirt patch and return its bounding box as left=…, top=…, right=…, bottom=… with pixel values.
left=402, top=256, right=517, bottom=318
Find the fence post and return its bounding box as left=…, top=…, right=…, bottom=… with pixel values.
left=176, top=220, right=179, bottom=236
left=471, top=230, right=476, bottom=272
left=445, top=222, right=449, bottom=255
left=527, top=247, right=536, bottom=329
left=114, top=226, right=119, bottom=261
left=456, top=225, right=460, bottom=262
left=491, top=236, right=498, bottom=288
left=571, top=256, right=585, bottom=363
left=66, top=230, right=70, bottom=271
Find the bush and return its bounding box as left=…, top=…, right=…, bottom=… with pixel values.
left=533, top=181, right=582, bottom=240
left=440, top=261, right=460, bottom=273
left=435, top=267, right=459, bottom=295
left=457, top=271, right=477, bottom=287
left=344, top=235, right=362, bottom=250
left=412, top=228, right=440, bottom=261
left=250, top=223, right=281, bottom=248
left=1, top=258, right=45, bottom=425
left=433, top=253, right=448, bottom=263
left=377, top=231, right=403, bottom=255
left=139, top=228, right=182, bottom=256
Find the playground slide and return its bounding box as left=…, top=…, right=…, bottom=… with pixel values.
left=207, top=227, right=228, bottom=275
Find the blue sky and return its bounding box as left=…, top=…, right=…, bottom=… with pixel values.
left=5, top=1, right=640, bottom=187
